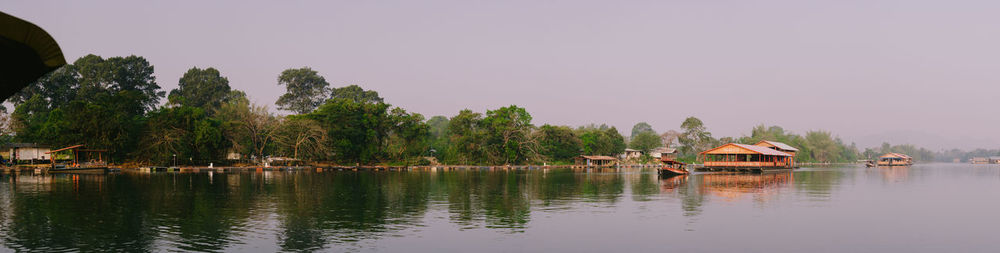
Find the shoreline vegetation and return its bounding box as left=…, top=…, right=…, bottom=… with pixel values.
left=2, top=54, right=997, bottom=168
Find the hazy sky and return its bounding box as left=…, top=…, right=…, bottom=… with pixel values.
left=6, top=0, right=999, bottom=150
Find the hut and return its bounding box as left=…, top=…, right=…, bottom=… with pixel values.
left=45, top=144, right=108, bottom=168
left=1, top=143, right=51, bottom=163
left=622, top=149, right=642, bottom=160
left=876, top=153, right=913, bottom=166
left=574, top=155, right=618, bottom=167
left=698, top=143, right=794, bottom=171
left=650, top=147, right=678, bottom=160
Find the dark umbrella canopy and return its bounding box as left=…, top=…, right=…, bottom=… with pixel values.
left=0, top=11, right=66, bottom=103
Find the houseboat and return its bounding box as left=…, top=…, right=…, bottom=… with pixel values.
left=45, top=144, right=112, bottom=174
left=754, top=140, right=798, bottom=167
left=876, top=153, right=913, bottom=167
left=697, top=142, right=795, bottom=172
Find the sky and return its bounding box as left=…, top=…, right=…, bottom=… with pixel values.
left=5, top=0, right=999, bottom=150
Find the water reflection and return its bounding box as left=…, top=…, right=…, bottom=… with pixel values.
left=1, top=165, right=986, bottom=252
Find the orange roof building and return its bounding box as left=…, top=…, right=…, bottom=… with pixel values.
left=698, top=143, right=795, bottom=171
left=754, top=140, right=799, bottom=166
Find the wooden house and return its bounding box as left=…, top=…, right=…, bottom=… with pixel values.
left=622, top=149, right=642, bottom=160
left=1, top=143, right=51, bottom=163
left=650, top=147, right=678, bottom=160
left=754, top=140, right=798, bottom=165
left=575, top=155, right=618, bottom=167
left=876, top=153, right=913, bottom=167
left=698, top=143, right=794, bottom=171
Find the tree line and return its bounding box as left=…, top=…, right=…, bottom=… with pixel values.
left=3, top=54, right=959, bottom=166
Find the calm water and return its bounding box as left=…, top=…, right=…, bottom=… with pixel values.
left=0, top=164, right=998, bottom=252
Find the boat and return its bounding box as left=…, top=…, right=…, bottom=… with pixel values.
left=658, top=157, right=689, bottom=176
left=48, top=165, right=111, bottom=174
left=876, top=153, right=913, bottom=167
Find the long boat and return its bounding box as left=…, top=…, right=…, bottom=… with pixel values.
left=658, top=158, right=689, bottom=176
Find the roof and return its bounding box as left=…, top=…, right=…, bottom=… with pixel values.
left=651, top=147, right=677, bottom=154
left=623, top=148, right=640, bottom=152
left=579, top=155, right=618, bottom=161
left=879, top=153, right=912, bottom=159
left=0, top=143, right=49, bottom=148
left=989, top=156, right=1000, bottom=160
left=46, top=144, right=85, bottom=153
left=700, top=143, right=793, bottom=157
left=755, top=140, right=799, bottom=152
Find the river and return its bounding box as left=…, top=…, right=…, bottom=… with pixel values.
left=0, top=163, right=997, bottom=252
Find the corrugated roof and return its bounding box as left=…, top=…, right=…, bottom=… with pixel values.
left=579, top=155, right=618, bottom=161
left=756, top=140, right=799, bottom=152
left=0, top=143, right=49, bottom=148
left=880, top=153, right=912, bottom=159
left=701, top=143, right=793, bottom=156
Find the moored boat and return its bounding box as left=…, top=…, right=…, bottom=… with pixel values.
left=876, top=153, right=913, bottom=167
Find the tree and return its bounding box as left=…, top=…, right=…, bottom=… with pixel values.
left=307, top=98, right=391, bottom=164
left=218, top=98, right=279, bottom=163
left=274, top=117, right=327, bottom=160
left=10, top=54, right=164, bottom=160
left=330, top=84, right=383, bottom=104
left=446, top=109, right=485, bottom=164
left=660, top=130, right=680, bottom=148
left=275, top=67, right=330, bottom=114
left=577, top=124, right=626, bottom=156
left=678, top=117, right=716, bottom=155
left=168, top=67, right=233, bottom=113
left=385, top=108, right=430, bottom=163
left=139, top=106, right=228, bottom=164
left=481, top=105, right=539, bottom=164
left=629, top=131, right=661, bottom=154
left=630, top=122, right=654, bottom=139
left=537, top=124, right=582, bottom=163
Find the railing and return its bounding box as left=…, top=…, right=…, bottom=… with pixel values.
left=704, top=161, right=789, bottom=167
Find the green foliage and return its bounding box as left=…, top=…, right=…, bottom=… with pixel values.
left=678, top=117, right=716, bottom=155
left=386, top=108, right=430, bottom=163
left=11, top=54, right=163, bottom=161
left=275, top=67, right=331, bottom=114
left=537, top=125, right=582, bottom=163
left=576, top=124, right=626, bottom=156
left=629, top=130, right=661, bottom=154
left=630, top=122, right=654, bottom=139
left=168, top=67, right=234, bottom=113
left=481, top=105, right=538, bottom=165
left=737, top=124, right=860, bottom=163
left=425, top=115, right=450, bottom=159
left=445, top=109, right=485, bottom=164
left=307, top=98, right=392, bottom=164
left=139, top=106, right=229, bottom=164
left=330, top=85, right=383, bottom=104
left=862, top=142, right=934, bottom=162
left=274, top=117, right=327, bottom=160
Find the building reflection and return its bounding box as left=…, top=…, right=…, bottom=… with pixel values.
left=699, top=172, right=793, bottom=202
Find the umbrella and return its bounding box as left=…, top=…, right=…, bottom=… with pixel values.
left=0, top=11, right=66, bottom=102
